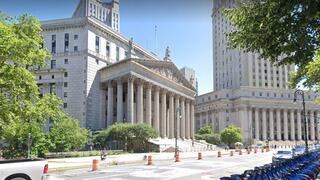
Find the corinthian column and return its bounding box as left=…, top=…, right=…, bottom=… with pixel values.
left=254, top=108, right=259, bottom=140
left=290, top=109, right=295, bottom=140
left=169, top=92, right=175, bottom=139
left=116, top=78, right=123, bottom=122
left=107, top=80, right=113, bottom=127
left=310, top=111, right=315, bottom=140
left=153, top=86, right=160, bottom=133
left=190, top=101, right=195, bottom=139
left=276, top=109, right=281, bottom=140
left=316, top=111, right=320, bottom=140
left=175, top=95, right=180, bottom=138
left=269, top=109, right=274, bottom=140
left=127, top=76, right=134, bottom=124
left=283, top=110, right=288, bottom=141
left=160, top=89, right=167, bottom=138
left=136, top=80, right=143, bottom=123
left=262, top=108, right=267, bottom=140
left=145, top=83, right=152, bottom=126
left=297, top=110, right=302, bottom=140
left=185, top=100, right=190, bottom=139
left=180, top=97, right=186, bottom=139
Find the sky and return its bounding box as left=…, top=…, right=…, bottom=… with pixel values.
left=0, top=0, right=213, bottom=95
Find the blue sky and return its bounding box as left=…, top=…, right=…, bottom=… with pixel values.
left=0, top=0, right=213, bottom=95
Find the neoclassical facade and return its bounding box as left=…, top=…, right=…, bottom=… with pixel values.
left=99, top=59, right=196, bottom=139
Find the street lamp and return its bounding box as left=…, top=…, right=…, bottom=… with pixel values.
left=293, top=89, right=308, bottom=153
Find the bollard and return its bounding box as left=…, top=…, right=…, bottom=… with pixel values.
left=239, top=150, right=242, bottom=155
left=230, top=151, right=234, bottom=157
left=175, top=151, right=180, bottom=162
left=218, top=151, right=221, bottom=158
left=147, top=155, right=153, bottom=165
left=198, top=152, right=202, bottom=160
left=92, top=159, right=100, bottom=171
left=254, top=148, right=257, bottom=154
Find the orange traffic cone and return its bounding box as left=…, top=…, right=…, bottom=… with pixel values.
left=147, top=155, right=153, bottom=165
left=175, top=151, right=180, bottom=162
left=198, top=152, right=202, bottom=160
left=254, top=148, right=257, bottom=154
left=92, top=159, right=100, bottom=171
left=218, top=151, right=221, bottom=157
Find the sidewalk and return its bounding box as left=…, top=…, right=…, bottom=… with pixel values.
left=48, top=149, right=274, bottom=172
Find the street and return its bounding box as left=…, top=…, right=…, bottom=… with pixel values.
left=47, top=151, right=272, bottom=180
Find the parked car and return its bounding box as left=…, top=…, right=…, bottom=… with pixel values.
left=292, top=146, right=305, bottom=156
left=272, top=150, right=293, bottom=163
left=0, top=159, right=48, bottom=180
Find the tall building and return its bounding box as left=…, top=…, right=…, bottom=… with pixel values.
left=37, top=0, right=196, bottom=141
left=195, top=0, right=320, bottom=146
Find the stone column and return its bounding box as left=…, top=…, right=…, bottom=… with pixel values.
left=107, top=80, right=114, bottom=127
left=145, top=83, right=152, bottom=126
left=127, top=76, right=134, bottom=124
left=185, top=100, right=190, bottom=139
left=283, top=110, right=288, bottom=141
left=153, top=86, right=160, bottom=133
left=254, top=108, right=260, bottom=140
left=248, top=108, right=253, bottom=142
left=297, top=110, right=302, bottom=140
left=180, top=97, right=186, bottom=139
left=262, top=108, right=267, bottom=140
left=136, top=80, right=143, bottom=123
left=290, top=109, right=295, bottom=140
left=116, top=78, right=123, bottom=122
left=190, top=102, right=195, bottom=139
left=160, top=89, right=167, bottom=138
left=199, top=112, right=203, bottom=129
left=269, top=109, right=274, bottom=140
left=316, top=111, right=320, bottom=140
left=175, top=95, right=180, bottom=138
left=211, top=110, right=215, bottom=132
left=310, top=111, right=315, bottom=140
left=276, top=109, right=281, bottom=140
left=169, top=92, right=175, bottom=139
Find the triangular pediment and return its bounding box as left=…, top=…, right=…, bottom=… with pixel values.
left=133, top=59, right=195, bottom=91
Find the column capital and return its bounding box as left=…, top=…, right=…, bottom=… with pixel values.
left=180, top=97, right=185, bottom=102
left=128, top=75, right=135, bottom=82
left=154, top=86, right=161, bottom=92
left=116, top=77, right=123, bottom=84
left=169, top=92, right=175, bottom=97
left=175, top=94, right=180, bottom=99
left=108, top=80, right=113, bottom=86
left=161, top=88, right=167, bottom=94
left=136, top=78, right=144, bottom=85
left=145, top=82, right=153, bottom=89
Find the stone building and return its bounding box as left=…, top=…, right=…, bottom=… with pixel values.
left=36, top=0, right=196, bottom=140
left=195, top=0, right=320, bottom=145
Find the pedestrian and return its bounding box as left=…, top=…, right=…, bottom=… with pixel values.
left=101, top=148, right=107, bottom=161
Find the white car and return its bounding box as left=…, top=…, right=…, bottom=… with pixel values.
left=272, top=150, right=293, bottom=163
left=0, top=159, right=48, bottom=180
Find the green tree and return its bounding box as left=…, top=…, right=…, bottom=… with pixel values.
left=197, top=126, right=213, bottom=135
left=220, top=125, right=243, bottom=146
left=223, top=1, right=320, bottom=91
left=94, top=123, right=159, bottom=152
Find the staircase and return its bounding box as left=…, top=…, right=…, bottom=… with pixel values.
left=149, top=138, right=216, bottom=152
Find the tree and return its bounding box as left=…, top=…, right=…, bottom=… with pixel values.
left=197, top=126, right=213, bottom=135
left=195, top=126, right=221, bottom=145
left=223, top=1, right=320, bottom=91
left=220, top=125, right=243, bottom=146
left=94, top=123, right=159, bottom=152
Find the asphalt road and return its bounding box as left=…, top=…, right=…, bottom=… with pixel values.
left=47, top=152, right=272, bottom=180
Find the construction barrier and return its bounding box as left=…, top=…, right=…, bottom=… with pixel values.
left=175, top=151, right=180, bottom=162
left=218, top=151, right=221, bottom=158
left=198, top=152, right=202, bottom=160
left=230, top=151, right=234, bottom=157
left=147, top=155, right=153, bottom=165
left=92, top=159, right=100, bottom=171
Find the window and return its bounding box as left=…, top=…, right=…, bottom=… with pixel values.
left=64, top=72, right=68, bottom=77
left=39, top=75, right=42, bottom=80
left=74, top=34, right=78, bottom=40
left=51, top=35, right=56, bottom=53
left=64, top=92, right=68, bottom=97
left=74, top=46, right=78, bottom=52
left=63, top=103, right=67, bottom=108
left=95, top=36, right=100, bottom=53
left=64, top=59, right=68, bottom=64
left=106, top=42, right=110, bottom=57
left=116, top=46, right=120, bottom=61
left=49, top=83, right=56, bottom=94
left=51, top=75, right=54, bottom=79
left=64, top=33, right=69, bottom=52
left=64, top=82, right=68, bottom=87
left=96, top=59, right=99, bottom=65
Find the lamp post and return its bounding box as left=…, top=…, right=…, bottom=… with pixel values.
left=175, top=107, right=181, bottom=158
left=293, top=89, right=308, bottom=153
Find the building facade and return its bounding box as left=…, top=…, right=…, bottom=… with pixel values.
left=195, top=0, right=320, bottom=145
left=37, top=0, right=196, bottom=139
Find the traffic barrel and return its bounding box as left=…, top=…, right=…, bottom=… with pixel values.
left=175, top=151, right=180, bottom=162
left=147, top=155, right=153, bottom=165
left=239, top=150, right=242, bottom=155
left=230, top=151, right=234, bottom=157
left=247, top=149, right=250, bottom=154
left=254, top=148, right=257, bottom=154
left=198, top=152, right=202, bottom=160
left=92, top=159, right=100, bottom=171
left=218, top=151, right=221, bottom=158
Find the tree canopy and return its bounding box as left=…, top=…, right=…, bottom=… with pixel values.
left=224, top=0, right=320, bottom=90
left=220, top=125, right=243, bottom=146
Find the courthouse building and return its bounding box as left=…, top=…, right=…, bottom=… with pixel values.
left=37, top=0, right=196, bottom=139
left=195, top=0, right=320, bottom=145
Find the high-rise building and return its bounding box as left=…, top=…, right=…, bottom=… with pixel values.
left=195, top=0, right=320, bottom=146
